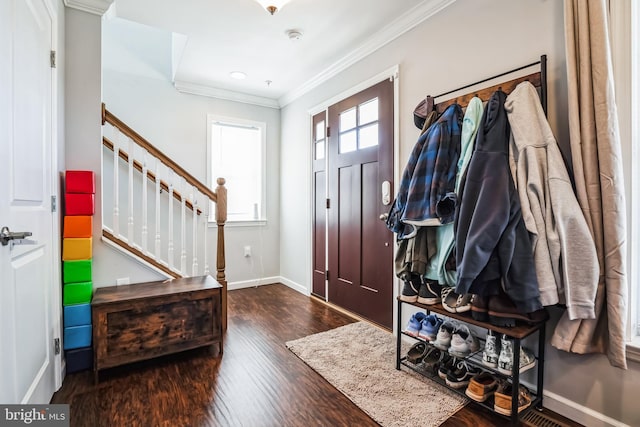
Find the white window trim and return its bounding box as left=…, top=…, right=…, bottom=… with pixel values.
left=206, top=114, right=268, bottom=226
left=610, top=0, right=640, bottom=360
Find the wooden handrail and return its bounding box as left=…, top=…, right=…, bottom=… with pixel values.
left=103, top=136, right=202, bottom=215
left=103, top=229, right=181, bottom=279
left=102, top=104, right=217, bottom=203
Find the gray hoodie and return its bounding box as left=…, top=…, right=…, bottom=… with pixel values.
left=505, top=81, right=598, bottom=320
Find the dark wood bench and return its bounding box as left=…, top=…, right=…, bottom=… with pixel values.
left=91, top=275, right=223, bottom=383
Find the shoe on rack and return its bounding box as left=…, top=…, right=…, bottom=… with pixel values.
left=437, top=353, right=456, bottom=380
left=445, top=361, right=481, bottom=389
left=404, top=312, right=427, bottom=337
left=418, top=279, right=442, bottom=305
left=497, top=335, right=536, bottom=375
left=418, top=314, right=443, bottom=341
left=448, top=324, right=480, bottom=357
left=442, top=287, right=473, bottom=313
left=494, top=382, right=533, bottom=416
left=432, top=320, right=457, bottom=351
left=417, top=280, right=442, bottom=305
left=488, top=292, right=549, bottom=327
left=465, top=372, right=499, bottom=402
left=406, top=341, right=430, bottom=364
left=482, top=330, right=500, bottom=368
left=471, top=294, right=490, bottom=322
left=399, top=276, right=421, bottom=303
left=421, top=347, right=444, bottom=374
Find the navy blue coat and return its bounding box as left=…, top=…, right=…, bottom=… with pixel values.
left=454, top=91, right=542, bottom=314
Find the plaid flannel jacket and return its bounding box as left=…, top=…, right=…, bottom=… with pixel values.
left=386, top=104, right=463, bottom=238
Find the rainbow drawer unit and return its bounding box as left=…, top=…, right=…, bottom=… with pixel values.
left=62, top=170, right=96, bottom=372
left=63, top=325, right=92, bottom=350
left=63, top=281, right=93, bottom=305
left=64, top=303, right=92, bottom=328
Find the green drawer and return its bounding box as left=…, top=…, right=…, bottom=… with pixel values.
left=63, top=282, right=93, bottom=305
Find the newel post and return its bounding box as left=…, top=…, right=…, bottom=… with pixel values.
left=215, top=177, right=227, bottom=331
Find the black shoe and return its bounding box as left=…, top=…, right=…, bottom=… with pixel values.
left=437, top=353, right=456, bottom=380
left=417, top=280, right=442, bottom=305
left=399, top=276, right=420, bottom=302
left=445, top=361, right=481, bottom=389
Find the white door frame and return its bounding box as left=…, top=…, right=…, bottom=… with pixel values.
left=43, top=0, right=63, bottom=391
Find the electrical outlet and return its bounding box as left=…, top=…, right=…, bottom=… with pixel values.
left=244, top=246, right=251, bottom=257
left=116, top=277, right=130, bottom=286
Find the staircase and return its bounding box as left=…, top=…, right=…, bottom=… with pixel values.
left=100, top=103, right=228, bottom=328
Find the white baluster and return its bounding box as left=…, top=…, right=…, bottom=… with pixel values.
left=192, top=188, right=198, bottom=276
left=141, top=150, right=148, bottom=253
left=155, top=160, right=162, bottom=258
left=180, top=178, right=187, bottom=274
left=127, top=138, right=135, bottom=244
left=203, top=201, right=210, bottom=275
left=112, top=129, right=120, bottom=236
left=168, top=172, right=174, bottom=270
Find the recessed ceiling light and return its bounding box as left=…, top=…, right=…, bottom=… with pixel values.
left=230, top=71, right=247, bottom=80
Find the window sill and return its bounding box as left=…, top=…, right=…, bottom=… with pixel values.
left=626, top=337, right=640, bottom=363
left=208, top=219, right=267, bottom=228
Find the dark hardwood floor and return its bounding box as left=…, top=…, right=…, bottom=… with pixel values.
left=52, top=283, right=581, bottom=427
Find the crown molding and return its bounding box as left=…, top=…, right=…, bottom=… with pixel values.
left=279, top=0, right=456, bottom=107
left=174, top=80, right=281, bottom=109
left=63, top=0, right=114, bottom=15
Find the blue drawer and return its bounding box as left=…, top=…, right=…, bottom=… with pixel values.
left=63, top=325, right=92, bottom=350
left=63, top=303, right=91, bottom=328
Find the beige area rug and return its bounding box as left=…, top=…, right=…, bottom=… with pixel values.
left=286, top=322, right=468, bottom=427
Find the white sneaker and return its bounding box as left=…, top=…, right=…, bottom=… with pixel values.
left=482, top=331, right=500, bottom=368
left=433, top=320, right=457, bottom=350
left=497, top=335, right=536, bottom=375
left=448, top=324, right=480, bottom=357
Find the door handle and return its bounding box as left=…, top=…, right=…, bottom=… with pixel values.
left=1, top=226, right=33, bottom=246
left=379, top=213, right=388, bottom=221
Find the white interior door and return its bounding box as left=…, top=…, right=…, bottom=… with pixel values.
left=0, top=0, right=58, bottom=404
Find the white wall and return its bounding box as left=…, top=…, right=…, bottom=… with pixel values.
left=279, top=0, right=640, bottom=425
left=102, top=18, right=282, bottom=287
left=65, top=8, right=166, bottom=287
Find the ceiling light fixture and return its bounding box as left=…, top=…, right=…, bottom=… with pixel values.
left=254, top=0, right=291, bottom=15
left=230, top=71, right=247, bottom=80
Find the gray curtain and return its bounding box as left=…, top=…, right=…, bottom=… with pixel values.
left=550, top=0, right=628, bottom=369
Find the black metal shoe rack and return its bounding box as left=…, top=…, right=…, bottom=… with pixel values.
left=393, top=56, right=548, bottom=426
left=395, top=298, right=546, bottom=426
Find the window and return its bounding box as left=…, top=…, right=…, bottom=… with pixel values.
left=338, top=97, right=380, bottom=153
left=208, top=115, right=266, bottom=224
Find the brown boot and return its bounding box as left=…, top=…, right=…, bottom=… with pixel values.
left=487, top=293, right=548, bottom=327
left=470, top=294, right=489, bottom=322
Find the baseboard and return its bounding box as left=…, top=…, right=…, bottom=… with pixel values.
left=228, top=276, right=281, bottom=291
left=541, top=389, right=630, bottom=427
left=277, top=276, right=310, bottom=296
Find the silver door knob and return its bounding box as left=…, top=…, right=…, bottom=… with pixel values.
left=379, top=213, right=388, bottom=221
left=1, top=226, right=32, bottom=246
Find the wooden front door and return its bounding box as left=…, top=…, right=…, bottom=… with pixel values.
left=326, top=79, right=394, bottom=329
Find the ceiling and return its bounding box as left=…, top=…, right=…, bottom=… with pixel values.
left=109, top=0, right=454, bottom=107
